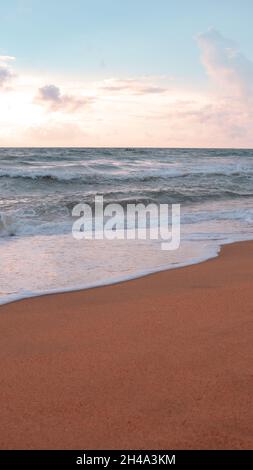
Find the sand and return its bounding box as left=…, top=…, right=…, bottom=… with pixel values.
left=0, top=241, right=252, bottom=449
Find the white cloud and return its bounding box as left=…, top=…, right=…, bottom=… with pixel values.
left=36, top=84, right=95, bottom=112
left=100, top=78, right=168, bottom=95
left=0, top=55, right=16, bottom=63
left=197, top=28, right=253, bottom=99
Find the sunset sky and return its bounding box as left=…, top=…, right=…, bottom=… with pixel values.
left=1, top=0, right=253, bottom=147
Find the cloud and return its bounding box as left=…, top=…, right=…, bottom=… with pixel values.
left=0, top=55, right=16, bottom=63
left=197, top=28, right=253, bottom=99
left=0, top=66, right=13, bottom=87
left=1, top=31, right=253, bottom=147
left=38, top=84, right=61, bottom=102
left=100, top=78, right=167, bottom=95
left=36, top=84, right=94, bottom=112
left=0, top=55, right=15, bottom=87
left=191, top=28, right=253, bottom=144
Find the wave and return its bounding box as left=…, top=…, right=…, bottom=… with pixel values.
left=1, top=168, right=253, bottom=184
left=1, top=194, right=253, bottom=240
left=1, top=148, right=253, bottom=241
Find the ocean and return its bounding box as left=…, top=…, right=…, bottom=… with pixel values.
left=1, top=147, right=253, bottom=305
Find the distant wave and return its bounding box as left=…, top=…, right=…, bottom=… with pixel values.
left=0, top=168, right=253, bottom=183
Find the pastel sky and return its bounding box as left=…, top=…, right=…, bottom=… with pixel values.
left=1, top=0, right=253, bottom=147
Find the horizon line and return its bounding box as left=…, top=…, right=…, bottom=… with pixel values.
left=0, top=146, right=253, bottom=151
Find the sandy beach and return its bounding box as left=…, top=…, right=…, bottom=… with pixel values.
left=0, top=240, right=252, bottom=449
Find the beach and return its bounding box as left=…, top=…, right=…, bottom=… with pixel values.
left=0, top=240, right=252, bottom=449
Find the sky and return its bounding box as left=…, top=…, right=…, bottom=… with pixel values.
left=0, top=0, right=253, bottom=147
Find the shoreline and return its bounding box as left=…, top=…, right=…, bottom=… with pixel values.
left=0, top=240, right=253, bottom=449
left=1, top=236, right=252, bottom=308
left=1, top=239, right=220, bottom=307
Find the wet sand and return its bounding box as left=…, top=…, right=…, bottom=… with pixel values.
left=0, top=241, right=252, bottom=449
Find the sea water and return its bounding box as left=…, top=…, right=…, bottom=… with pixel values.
left=1, top=147, right=253, bottom=304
